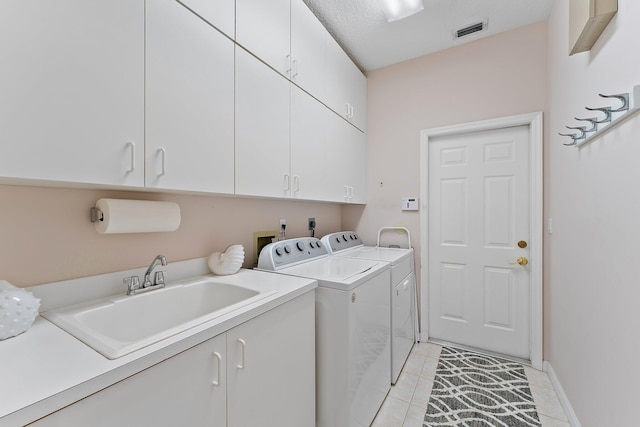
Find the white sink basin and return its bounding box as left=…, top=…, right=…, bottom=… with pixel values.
left=42, top=277, right=276, bottom=359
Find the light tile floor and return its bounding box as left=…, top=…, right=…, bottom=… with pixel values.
left=371, top=342, right=570, bottom=427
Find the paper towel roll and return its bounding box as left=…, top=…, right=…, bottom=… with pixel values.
left=94, top=199, right=181, bottom=234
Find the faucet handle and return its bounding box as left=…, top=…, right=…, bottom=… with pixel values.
left=154, top=271, right=166, bottom=286
left=124, top=276, right=141, bottom=295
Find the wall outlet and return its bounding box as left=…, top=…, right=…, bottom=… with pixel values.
left=308, top=217, right=316, bottom=230
left=280, top=218, right=286, bottom=231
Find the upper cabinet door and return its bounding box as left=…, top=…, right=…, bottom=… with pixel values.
left=326, top=36, right=367, bottom=133
left=290, top=0, right=326, bottom=102
left=177, top=0, right=235, bottom=39
left=236, top=0, right=291, bottom=77
left=235, top=47, right=291, bottom=198
left=146, top=0, right=235, bottom=194
left=290, top=86, right=341, bottom=202
left=327, top=111, right=366, bottom=204
left=0, top=0, right=144, bottom=187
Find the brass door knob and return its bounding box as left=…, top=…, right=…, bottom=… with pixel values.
left=510, top=257, right=529, bottom=266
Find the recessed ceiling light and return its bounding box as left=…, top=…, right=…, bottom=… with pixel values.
left=382, top=0, right=424, bottom=23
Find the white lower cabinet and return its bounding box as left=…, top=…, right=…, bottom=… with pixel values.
left=227, top=291, right=316, bottom=427
left=29, top=292, right=315, bottom=427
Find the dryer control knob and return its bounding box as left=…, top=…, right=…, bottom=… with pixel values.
left=275, top=248, right=283, bottom=256
left=284, top=245, right=291, bottom=254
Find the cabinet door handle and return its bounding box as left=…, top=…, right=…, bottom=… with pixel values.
left=158, top=148, right=166, bottom=176
left=236, top=338, right=246, bottom=369
left=126, top=142, right=135, bottom=173
left=345, top=103, right=350, bottom=119
left=284, top=173, right=291, bottom=191
left=349, top=186, right=354, bottom=200
left=285, top=54, right=292, bottom=77
left=344, top=185, right=349, bottom=201
left=293, top=175, right=300, bottom=193
left=292, top=59, right=298, bottom=78
left=212, top=352, right=222, bottom=386
left=349, top=104, right=354, bottom=119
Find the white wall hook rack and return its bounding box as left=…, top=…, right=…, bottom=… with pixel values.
left=559, top=85, right=640, bottom=148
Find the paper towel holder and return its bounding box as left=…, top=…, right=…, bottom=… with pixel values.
left=89, top=199, right=182, bottom=234
left=90, top=207, right=104, bottom=223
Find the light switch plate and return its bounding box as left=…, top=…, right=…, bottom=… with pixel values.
left=402, top=197, right=419, bottom=211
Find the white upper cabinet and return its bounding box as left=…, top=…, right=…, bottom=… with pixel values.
left=326, top=36, right=368, bottom=132
left=0, top=0, right=144, bottom=187
left=291, top=86, right=346, bottom=203
left=177, top=0, right=235, bottom=38
left=235, top=48, right=291, bottom=198
left=290, top=0, right=327, bottom=102
left=236, top=0, right=291, bottom=77
left=327, top=111, right=366, bottom=204
left=146, top=0, right=235, bottom=194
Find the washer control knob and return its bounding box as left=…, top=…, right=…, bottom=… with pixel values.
left=275, top=247, right=283, bottom=256
left=296, top=241, right=305, bottom=251
left=284, top=245, right=291, bottom=254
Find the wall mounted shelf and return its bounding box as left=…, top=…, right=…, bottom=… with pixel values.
left=559, top=85, right=640, bottom=148
left=569, top=0, right=618, bottom=55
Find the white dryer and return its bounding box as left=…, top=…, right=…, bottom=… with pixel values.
left=257, top=237, right=391, bottom=427
left=321, top=230, right=416, bottom=384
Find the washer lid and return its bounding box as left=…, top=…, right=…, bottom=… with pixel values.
left=275, top=256, right=389, bottom=289
left=334, top=246, right=413, bottom=265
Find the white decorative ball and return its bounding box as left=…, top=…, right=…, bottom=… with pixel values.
left=0, top=280, right=41, bottom=340
left=208, top=244, right=245, bottom=276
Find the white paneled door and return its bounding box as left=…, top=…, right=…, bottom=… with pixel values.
left=428, top=125, right=531, bottom=359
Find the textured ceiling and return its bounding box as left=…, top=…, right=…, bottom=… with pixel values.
left=302, top=0, right=553, bottom=71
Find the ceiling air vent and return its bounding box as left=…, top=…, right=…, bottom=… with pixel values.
left=454, top=20, right=487, bottom=39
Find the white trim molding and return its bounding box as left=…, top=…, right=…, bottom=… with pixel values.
left=544, top=361, right=583, bottom=427
left=419, top=112, right=544, bottom=370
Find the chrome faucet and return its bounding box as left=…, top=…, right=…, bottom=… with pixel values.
left=124, top=254, right=168, bottom=295
left=143, top=254, right=167, bottom=288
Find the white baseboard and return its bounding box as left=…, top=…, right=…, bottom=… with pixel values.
left=543, top=361, right=582, bottom=427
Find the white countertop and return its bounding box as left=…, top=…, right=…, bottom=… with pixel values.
left=0, top=267, right=316, bottom=426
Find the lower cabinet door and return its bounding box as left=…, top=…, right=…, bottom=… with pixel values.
left=29, top=334, right=227, bottom=427
left=227, top=291, right=316, bottom=427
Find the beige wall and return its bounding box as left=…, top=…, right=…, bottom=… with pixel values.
left=0, top=184, right=341, bottom=287
left=343, top=20, right=548, bottom=339
left=545, top=1, right=640, bottom=425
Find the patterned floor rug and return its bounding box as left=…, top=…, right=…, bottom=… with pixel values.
left=424, top=347, right=541, bottom=427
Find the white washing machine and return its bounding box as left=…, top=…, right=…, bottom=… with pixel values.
left=321, top=230, right=416, bottom=384
left=257, top=237, right=390, bottom=427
